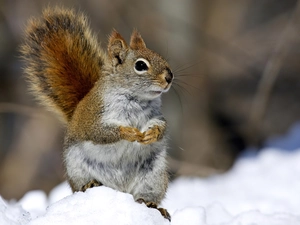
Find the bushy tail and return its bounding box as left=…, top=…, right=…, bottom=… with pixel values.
left=21, top=7, right=105, bottom=123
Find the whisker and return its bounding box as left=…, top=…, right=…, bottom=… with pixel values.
left=173, top=82, right=192, bottom=97
left=176, top=74, right=201, bottom=78
left=171, top=85, right=187, bottom=105
left=173, top=60, right=204, bottom=74
left=172, top=83, right=186, bottom=97
left=174, top=79, right=201, bottom=91
left=173, top=63, right=194, bottom=73
left=170, top=86, right=185, bottom=115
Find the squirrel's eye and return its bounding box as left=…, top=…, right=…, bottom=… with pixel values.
left=135, top=61, right=148, bottom=71
left=134, top=58, right=150, bottom=74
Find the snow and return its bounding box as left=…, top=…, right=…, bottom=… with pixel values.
left=163, top=149, right=300, bottom=217
left=1, top=124, right=300, bottom=225
left=28, top=187, right=169, bottom=225
left=0, top=197, right=31, bottom=225
left=18, top=190, right=47, bottom=219
left=162, top=149, right=300, bottom=224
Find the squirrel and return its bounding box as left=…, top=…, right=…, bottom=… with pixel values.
left=21, top=7, right=173, bottom=221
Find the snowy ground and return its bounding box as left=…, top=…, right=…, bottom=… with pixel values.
left=1, top=123, right=300, bottom=225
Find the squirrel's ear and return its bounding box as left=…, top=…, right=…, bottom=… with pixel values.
left=130, top=29, right=146, bottom=50
left=108, top=30, right=128, bottom=65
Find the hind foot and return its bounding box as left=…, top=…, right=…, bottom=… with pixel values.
left=81, top=179, right=102, bottom=192
left=136, top=198, right=171, bottom=221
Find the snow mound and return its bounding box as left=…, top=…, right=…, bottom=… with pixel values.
left=26, top=186, right=169, bottom=225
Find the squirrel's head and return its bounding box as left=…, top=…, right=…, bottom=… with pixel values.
left=107, top=29, right=173, bottom=100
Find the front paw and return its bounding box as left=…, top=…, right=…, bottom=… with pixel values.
left=139, top=125, right=161, bottom=145
left=120, top=126, right=143, bottom=142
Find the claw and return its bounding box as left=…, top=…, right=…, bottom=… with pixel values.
left=158, top=207, right=171, bottom=222
left=136, top=198, right=171, bottom=221
left=81, top=179, right=102, bottom=192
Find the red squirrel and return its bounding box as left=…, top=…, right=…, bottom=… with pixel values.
left=21, top=7, right=173, bottom=221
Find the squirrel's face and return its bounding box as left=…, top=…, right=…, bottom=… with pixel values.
left=107, top=30, right=173, bottom=100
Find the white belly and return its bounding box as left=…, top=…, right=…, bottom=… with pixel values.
left=64, top=139, right=166, bottom=192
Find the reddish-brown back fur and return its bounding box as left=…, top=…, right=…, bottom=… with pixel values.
left=21, top=7, right=105, bottom=122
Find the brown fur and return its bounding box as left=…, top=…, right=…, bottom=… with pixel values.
left=130, top=29, right=147, bottom=49
left=21, top=7, right=105, bottom=122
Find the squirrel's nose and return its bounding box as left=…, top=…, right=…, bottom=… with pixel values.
left=165, top=68, right=173, bottom=84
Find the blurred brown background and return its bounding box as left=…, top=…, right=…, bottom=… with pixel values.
left=1, top=0, right=300, bottom=199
